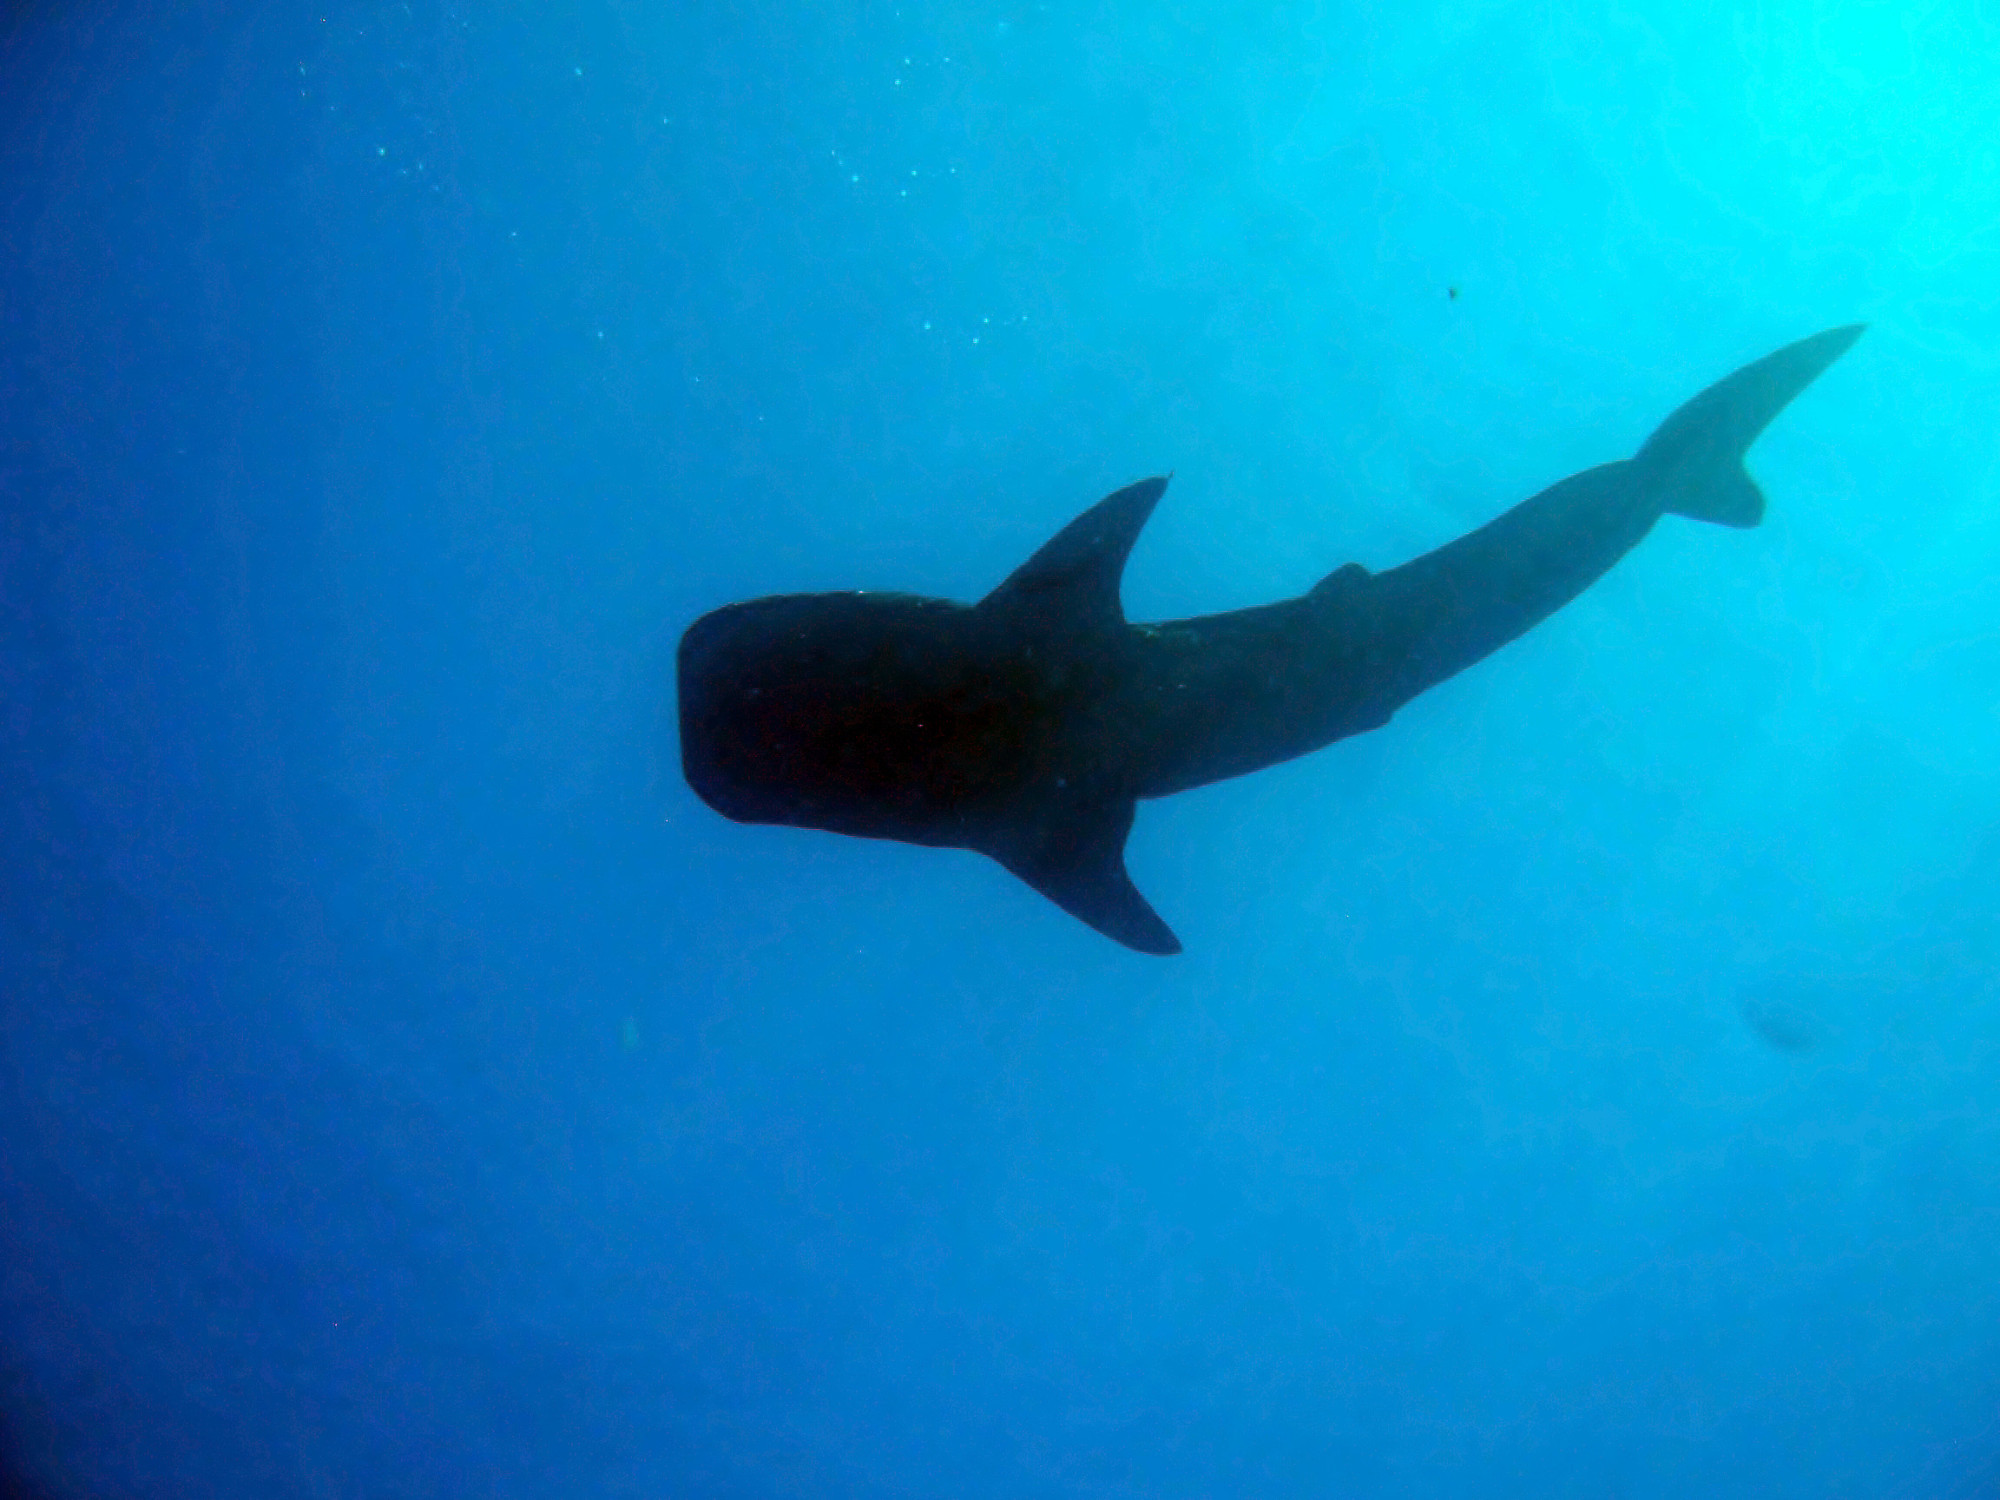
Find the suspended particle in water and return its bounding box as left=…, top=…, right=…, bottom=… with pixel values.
left=1739, top=989, right=1824, bottom=1054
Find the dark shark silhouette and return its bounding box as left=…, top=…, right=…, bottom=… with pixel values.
left=679, top=326, right=1862, bottom=954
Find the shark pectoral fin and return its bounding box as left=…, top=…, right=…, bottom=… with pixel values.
left=997, top=848, right=1183, bottom=955
left=977, top=476, right=1170, bottom=632
left=986, top=797, right=1182, bottom=956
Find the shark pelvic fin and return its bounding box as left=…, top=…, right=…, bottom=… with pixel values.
left=979, top=476, right=1169, bottom=631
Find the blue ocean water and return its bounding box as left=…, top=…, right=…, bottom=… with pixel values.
left=4, top=2, right=1998, bottom=1495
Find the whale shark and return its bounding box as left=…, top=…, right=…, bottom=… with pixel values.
left=678, top=325, right=1863, bottom=954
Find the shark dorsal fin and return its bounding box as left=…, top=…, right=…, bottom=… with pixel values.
left=979, top=476, right=1169, bottom=631
left=985, top=794, right=1181, bottom=955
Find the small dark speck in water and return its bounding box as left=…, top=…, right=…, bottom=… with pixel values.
left=1447, top=285, right=1459, bottom=300
left=1739, top=990, right=1823, bottom=1054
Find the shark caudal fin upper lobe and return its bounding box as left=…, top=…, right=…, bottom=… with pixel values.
left=1635, top=323, right=1864, bottom=528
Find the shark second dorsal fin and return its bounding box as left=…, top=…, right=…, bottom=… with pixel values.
left=985, top=794, right=1181, bottom=955
left=978, top=476, right=1169, bottom=632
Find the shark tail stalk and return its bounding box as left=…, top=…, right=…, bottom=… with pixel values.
left=1634, top=323, right=1865, bottom=527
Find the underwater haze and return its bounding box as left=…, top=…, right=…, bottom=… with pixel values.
left=4, top=1, right=1999, bottom=1496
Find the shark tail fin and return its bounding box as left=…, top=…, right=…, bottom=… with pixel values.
left=1635, top=323, right=1864, bottom=529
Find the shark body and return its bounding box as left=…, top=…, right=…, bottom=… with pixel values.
left=679, top=326, right=1863, bottom=953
